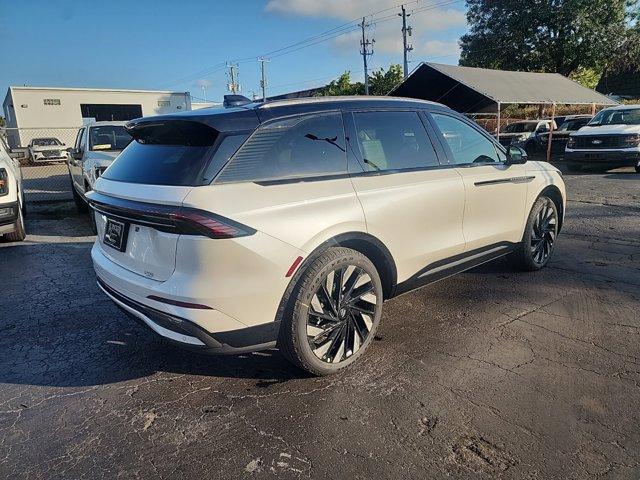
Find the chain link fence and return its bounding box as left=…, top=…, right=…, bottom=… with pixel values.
left=1, top=127, right=80, bottom=203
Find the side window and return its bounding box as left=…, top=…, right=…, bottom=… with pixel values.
left=201, top=134, right=248, bottom=184
left=431, top=113, right=500, bottom=165
left=74, top=128, right=84, bottom=150
left=352, top=111, right=439, bottom=171
left=216, top=113, right=346, bottom=183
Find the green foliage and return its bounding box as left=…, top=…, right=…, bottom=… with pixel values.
left=368, top=64, right=404, bottom=95
left=0, top=117, right=4, bottom=128
left=459, top=0, right=637, bottom=76
left=318, top=72, right=364, bottom=96
left=318, top=64, right=404, bottom=97
left=570, top=68, right=602, bottom=89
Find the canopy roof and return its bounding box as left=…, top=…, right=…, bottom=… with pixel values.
left=390, top=62, right=617, bottom=113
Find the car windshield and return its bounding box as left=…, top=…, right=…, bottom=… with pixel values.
left=89, top=126, right=133, bottom=151
left=558, top=118, right=591, bottom=131
left=588, top=109, right=640, bottom=126
left=502, top=122, right=537, bottom=133
left=32, top=138, right=61, bottom=146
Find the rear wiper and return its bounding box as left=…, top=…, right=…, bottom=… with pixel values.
left=304, top=133, right=346, bottom=152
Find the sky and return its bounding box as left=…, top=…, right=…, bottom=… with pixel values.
left=0, top=0, right=468, bottom=103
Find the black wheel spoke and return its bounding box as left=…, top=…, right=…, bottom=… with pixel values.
left=306, top=263, right=379, bottom=364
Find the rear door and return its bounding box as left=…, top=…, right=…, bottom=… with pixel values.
left=186, top=111, right=364, bottom=251
left=346, top=109, right=466, bottom=284
left=429, top=112, right=530, bottom=251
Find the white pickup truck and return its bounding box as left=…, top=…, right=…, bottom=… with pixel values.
left=565, top=105, right=640, bottom=173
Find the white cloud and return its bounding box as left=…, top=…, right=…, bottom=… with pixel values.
left=265, top=0, right=401, bottom=19
left=266, top=0, right=466, bottom=60
left=417, top=39, right=460, bottom=58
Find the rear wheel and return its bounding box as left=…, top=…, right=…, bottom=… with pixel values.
left=513, top=196, right=559, bottom=271
left=4, top=199, right=26, bottom=242
left=278, top=247, right=383, bottom=376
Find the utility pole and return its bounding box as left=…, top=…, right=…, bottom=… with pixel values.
left=359, top=17, right=374, bottom=95
left=258, top=57, right=270, bottom=101
left=399, top=5, right=413, bottom=79
left=226, top=63, right=240, bottom=94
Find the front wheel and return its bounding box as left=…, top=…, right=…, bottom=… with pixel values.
left=513, top=196, right=559, bottom=271
left=278, top=247, right=383, bottom=376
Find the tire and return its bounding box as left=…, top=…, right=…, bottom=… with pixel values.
left=278, top=247, right=384, bottom=376
left=70, top=174, right=89, bottom=213
left=567, top=163, right=582, bottom=172
left=513, top=196, right=559, bottom=271
left=635, top=165, right=640, bottom=174
left=4, top=199, right=26, bottom=242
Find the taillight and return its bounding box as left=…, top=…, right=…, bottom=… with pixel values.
left=0, top=169, right=8, bottom=196
left=168, top=209, right=254, bottom=239
left=86, top=191, right=255, bottom=239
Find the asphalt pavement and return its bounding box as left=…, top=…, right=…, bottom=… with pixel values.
left=1, top=167, right=639, bottom=479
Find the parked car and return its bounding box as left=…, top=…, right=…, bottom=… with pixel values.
left=0, top=139, right=26, bottom=241
left=538, top=115, right=593, bottom=155
left=496, top=119, right=556, bottom=155
left=87, top=97, right=566, bottom=375
left=27, top=137, right=68, bottom=163
left=67, top=121, right=133, bottom=218
left=565, top=105, right=640, bottom=172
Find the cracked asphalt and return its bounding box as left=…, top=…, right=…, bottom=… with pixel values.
left=1, top=167, right=639, bottom=479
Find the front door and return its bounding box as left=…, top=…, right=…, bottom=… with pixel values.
left=429, top=112, right=530, bottom=251
left=70, top=127, right=86, bottom=193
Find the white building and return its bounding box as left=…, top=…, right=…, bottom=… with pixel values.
left=2, top=86, right=192, bottom=147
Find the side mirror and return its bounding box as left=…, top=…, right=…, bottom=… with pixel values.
left=506, top=145, right=528, bottom=165
left=67, top=147, right=82, bottom=160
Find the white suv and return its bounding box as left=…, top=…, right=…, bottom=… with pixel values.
left=0, top=138, right=26, bottom=241
left=88, top=97, right=566, bottom=375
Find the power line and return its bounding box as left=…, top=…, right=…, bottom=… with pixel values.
left=160, top=0, right=464, bottom=89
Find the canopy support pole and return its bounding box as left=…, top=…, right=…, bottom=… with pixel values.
left=496, top=102, right=501, bottom=143
left=546, top=102, right=556, bottom=163
left=591, top=103, right=596, bottom=116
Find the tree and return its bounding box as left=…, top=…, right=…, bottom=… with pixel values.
left=570, top=68, right=602, bottom=89
left=369, top=64, right=404, bottom=95
left=318, top=64, right=403, bottom=96
left=459, top=0, right=636, bottom=76
left=318, top=72, right=364, bottom=96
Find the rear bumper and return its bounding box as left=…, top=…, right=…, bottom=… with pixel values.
left=97, top=276, right=279, bottom=354
left=564, top=150, right=640, bottom=167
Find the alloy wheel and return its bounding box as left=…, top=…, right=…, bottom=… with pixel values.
left=306, top=265, right=378, bottom=364
left=530, top=200, right=557, bottom=264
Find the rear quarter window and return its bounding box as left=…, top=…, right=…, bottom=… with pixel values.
left=215, top=112, right=347, bottom=183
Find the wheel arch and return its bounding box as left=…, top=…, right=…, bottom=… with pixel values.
left=538, top=184, right=564, bottom=232
left=273, top=231, right=398, bottom=325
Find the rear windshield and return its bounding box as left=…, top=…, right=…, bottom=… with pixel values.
left=101, top=120, right=227, bottom=186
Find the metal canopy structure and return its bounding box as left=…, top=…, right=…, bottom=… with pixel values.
left=390, top=62, right=617, bottom=113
